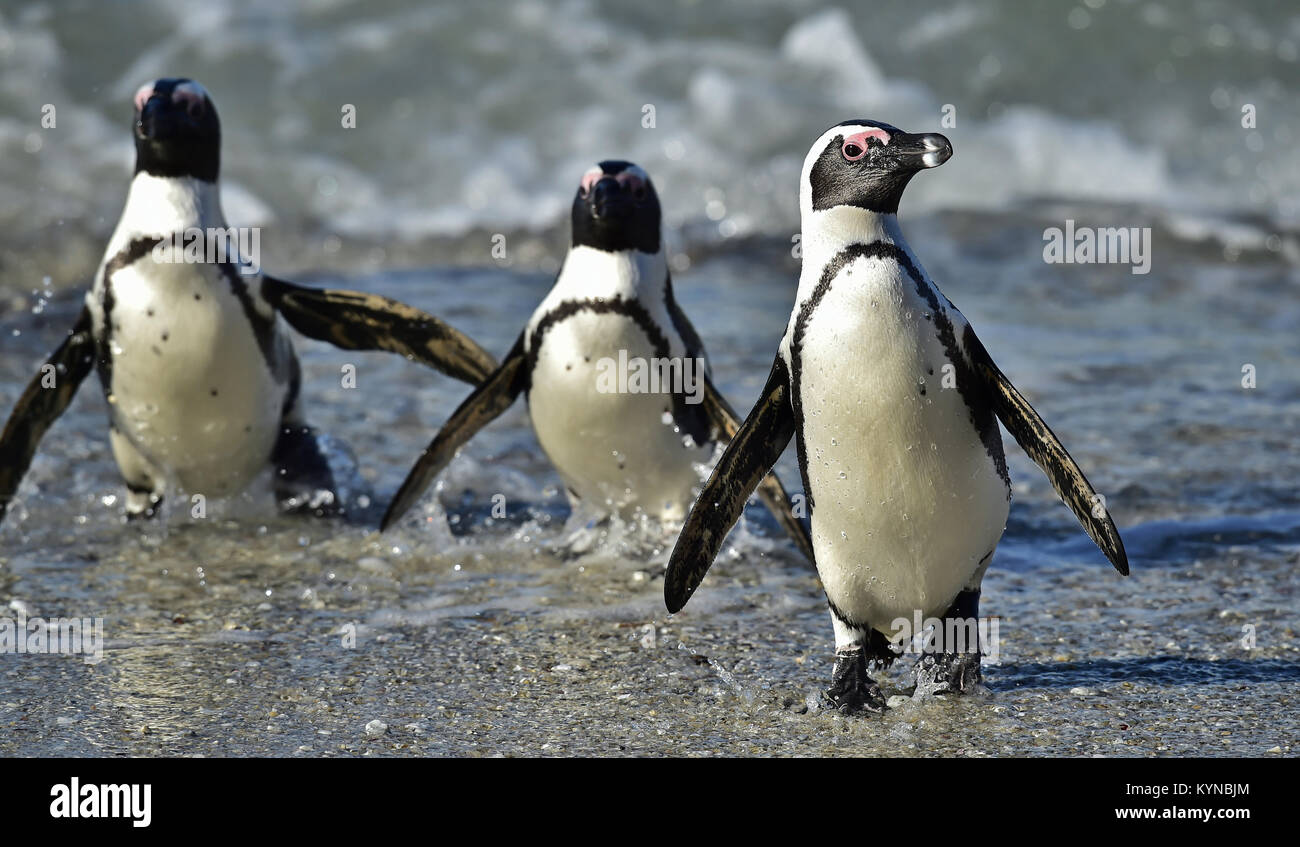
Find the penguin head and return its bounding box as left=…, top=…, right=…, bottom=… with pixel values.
left=132, top=78, right=221, bottom=183
left=801, top=120, right=951, bottom=216
left=570, top=161, right=661, bottom=253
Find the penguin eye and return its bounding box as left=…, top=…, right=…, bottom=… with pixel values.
left=842, top=142, right=866, bottom=161
left=186, top=100, right=205, bottom=119
left=632, top=185, right=647, bottom=202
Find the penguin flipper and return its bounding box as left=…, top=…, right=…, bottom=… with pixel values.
left=666, top=356, right=797, bottom=613
left=261, top=276, right=497, bottom=385
left=381, top=333, right=528, bottom=531
left=701, top=373, right=814, bottom=565
left=964, top=325, right=1129, bottom=576
left=0, top=306, right=96, bottom=525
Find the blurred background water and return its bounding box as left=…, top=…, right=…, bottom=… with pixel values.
left=1, top=0, right=1298, bottom=272
left=0, top=0, right=1296, bottom=756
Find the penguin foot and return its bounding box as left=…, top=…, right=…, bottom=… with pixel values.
left=823, top=646, right=887, bottom=715
left=125, top=500, right=163, bottom=521
left=125, top=486, right=163, bottom=521
left=272, top=424, right=341, bottom=518
left=916, top=587, right=984, bottom=694
left=915, top=650, right=982, bottom=695
left=277, top=487, right=340, bottom=518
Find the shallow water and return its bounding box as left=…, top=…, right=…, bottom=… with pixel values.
left=2, top=206, right=1297, bottom=756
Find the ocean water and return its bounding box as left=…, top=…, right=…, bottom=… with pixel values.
left=0, top=0, right=1297, bottom=756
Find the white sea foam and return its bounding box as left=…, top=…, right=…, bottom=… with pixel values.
left=0, top=0, right=1295, bottom=253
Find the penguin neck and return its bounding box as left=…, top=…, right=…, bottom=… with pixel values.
left=557, top=244, right=668, bottom=302
left=798, top=208, right=910, bottom=286
left=110, top=171, right=227, bottom=249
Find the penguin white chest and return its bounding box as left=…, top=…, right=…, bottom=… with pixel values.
left=793, top=255, right=1009, bottom=632
left=99, top=260, right=287, bottom=494
left=527, top=308, right=707, bottom=521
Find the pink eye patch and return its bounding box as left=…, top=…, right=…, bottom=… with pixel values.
left=841, top=128, right=891, bottom=159
left=612, top=171, right=645, bottom=193
left=132, top=82, right=206, bottom=116
left=133, top=83, right=155, bottom=113
left=171, top=84, right=206, bottom=117
left=579, top=169, right=604, bottom=193
left=579, top=168, right=647, bottom=194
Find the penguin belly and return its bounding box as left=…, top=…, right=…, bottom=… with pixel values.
left=527, top=310, right=708, bottom=521
left=795, top=262, right=1009, bottom=634
left=101, top=261, right=287, bottom=497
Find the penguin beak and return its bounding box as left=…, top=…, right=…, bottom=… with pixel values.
left=589, top=177, right=631, bottom=221
left=136, top=95, right=192, bottom=141
left=893, top=132, right=952, bottom=170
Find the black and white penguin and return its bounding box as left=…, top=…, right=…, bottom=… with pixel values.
left=382, top=161, right=812, bottom=560
left=0, top=78, right=496, bottom=524
left=664, top=121, right=1128, bottom=713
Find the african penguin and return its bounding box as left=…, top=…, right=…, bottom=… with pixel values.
left=382, top=161, right=812, bottom=562
left=664, top=121, right=1129, bottom=714
left=0, top=78, right=496, bottom=525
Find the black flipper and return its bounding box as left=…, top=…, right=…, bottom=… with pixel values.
left=271, top=422, right=340, bottom=516
left=699, top=372, right=814, bottom=565
left=963, top=325, right=1129, bottom=575
left=663, top=273, right=713, bottom=447
left=260, top=276, right=497, bottom=385
left=665, top=355, right=798, bottom=613
left=664, top=273, right=811, bottom=562
left=0, top=306, right=96, bottom=525
left=381, top=333, right=529, bottom=530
